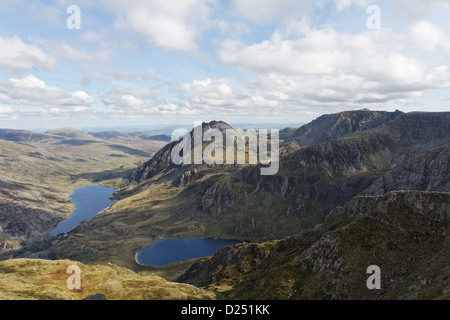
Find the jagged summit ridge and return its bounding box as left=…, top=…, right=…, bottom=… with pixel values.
left=128, top=120, right=233, bottom=184
left=293, top=109, right=403, bottom=146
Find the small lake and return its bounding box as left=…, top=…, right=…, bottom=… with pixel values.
left=136, top=238, right=241, bottom=267
left=49, top=185, right=117, bottom=237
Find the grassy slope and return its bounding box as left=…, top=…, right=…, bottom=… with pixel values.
left=0, top=258, right=214, bottom=300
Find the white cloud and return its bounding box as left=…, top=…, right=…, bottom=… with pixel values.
left=0, top=75, right=95, bottom=107
left=0, top=36, right=56, bottom=73
left=105, top=0, right=214, bottom=51
left=73, top=106, right=92, bottom=113
left=408, top=21, right=444, bottom=51
left=393, top=0, right=450, bottom=20
left=220, top=26, right=412, bottom=79
left=217, top=18, right=450, bottom=111
left=218, top=29, right=350, bottom=75
left=179, top=77, right=282, bottom=113
left=100, top=87, right=162, bottom=109
left=0, top=106, right=13, bottom=114
left=182, top=78, right=233, bottom=106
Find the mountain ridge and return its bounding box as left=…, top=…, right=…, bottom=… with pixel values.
left=9, top=109, right=450, bottom=285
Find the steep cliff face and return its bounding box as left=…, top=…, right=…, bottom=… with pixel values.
left=363, top=144, right=450, bottom=195
left=372, top=112, right=450, bottom=151
left=178, top=191, right=450, bottom=300
left=293, top=109, right=403, bottom=147
left=128, top=121, right=232, bottom=185
left=128, top=141, right=177, bottom=184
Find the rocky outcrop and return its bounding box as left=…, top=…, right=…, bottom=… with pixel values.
left=363, top=144, right=450, bottom=195
left=178, top=191, right=450, bottom=300
left=0, top=201, right=57, bottom=241
left=128, top=121, right=232, bottom=184
left=372, top=112, right=450, bottom=151
left=128, top=141, right=177, bottom=184
left=293, top=109, right=403, bottom=147
left=172, top=168, right=199, bottom=187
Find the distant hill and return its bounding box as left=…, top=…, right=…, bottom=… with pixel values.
left=145, top=134, right=171, bottom=142
left=46, top=128, right=96, bottom=140
left=89, top=130, right=170, bottom=142
left=0, top=128, right=64, bottom=143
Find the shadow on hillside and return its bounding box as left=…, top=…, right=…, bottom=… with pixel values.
left=53, top=139, right=100, bottom=146
left=71, top=167, right=134, bottom=182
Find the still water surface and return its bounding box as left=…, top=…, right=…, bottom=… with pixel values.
left=49, top=185, right=116, bottom=237
left=136, top=238, right=241, bottom=267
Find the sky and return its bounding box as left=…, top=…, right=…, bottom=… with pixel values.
left=0, top=0, right=449, bottom=130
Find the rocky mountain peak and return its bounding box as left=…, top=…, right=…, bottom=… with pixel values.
left=293, top=109, right=403, bottom=146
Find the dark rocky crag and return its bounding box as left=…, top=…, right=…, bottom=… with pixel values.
left=128, top=121, right=232, bottom=185
left=293, top=109, right=403, bottom=146
left=178, top=191, right=450, bottom=300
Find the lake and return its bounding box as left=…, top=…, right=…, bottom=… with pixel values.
left=49, top=185, right=117, bottom=237
left=136, top=238, right=241, bottom=267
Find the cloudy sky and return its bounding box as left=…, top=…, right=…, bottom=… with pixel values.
left=0, top=0, right=449, bottom=129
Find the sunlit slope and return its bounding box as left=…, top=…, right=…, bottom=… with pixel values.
left=0, top=128, right=168, bottom=253
left=0, top=258, right=214, bottom=300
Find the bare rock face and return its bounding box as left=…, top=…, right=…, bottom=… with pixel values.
left=128, top=141, right=176, bottom=184
left=0, top=200, right=58, bottom=258
left=293, top=109, right=403, bottom=147
left=364, top=144, right=450, bottom=196
left=128, top=121, right=232, bottom=184
left=173, top=168, right=199, bottom=187
left=0, top=202, right=57, bottom=240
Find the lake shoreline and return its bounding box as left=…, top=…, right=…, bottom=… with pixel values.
left=48, top=185, right=117, bottom=237
left=135, top=237, right=242, bottom=268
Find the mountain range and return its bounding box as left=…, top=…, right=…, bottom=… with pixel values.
left=0, top=109, right=449, bottom=300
